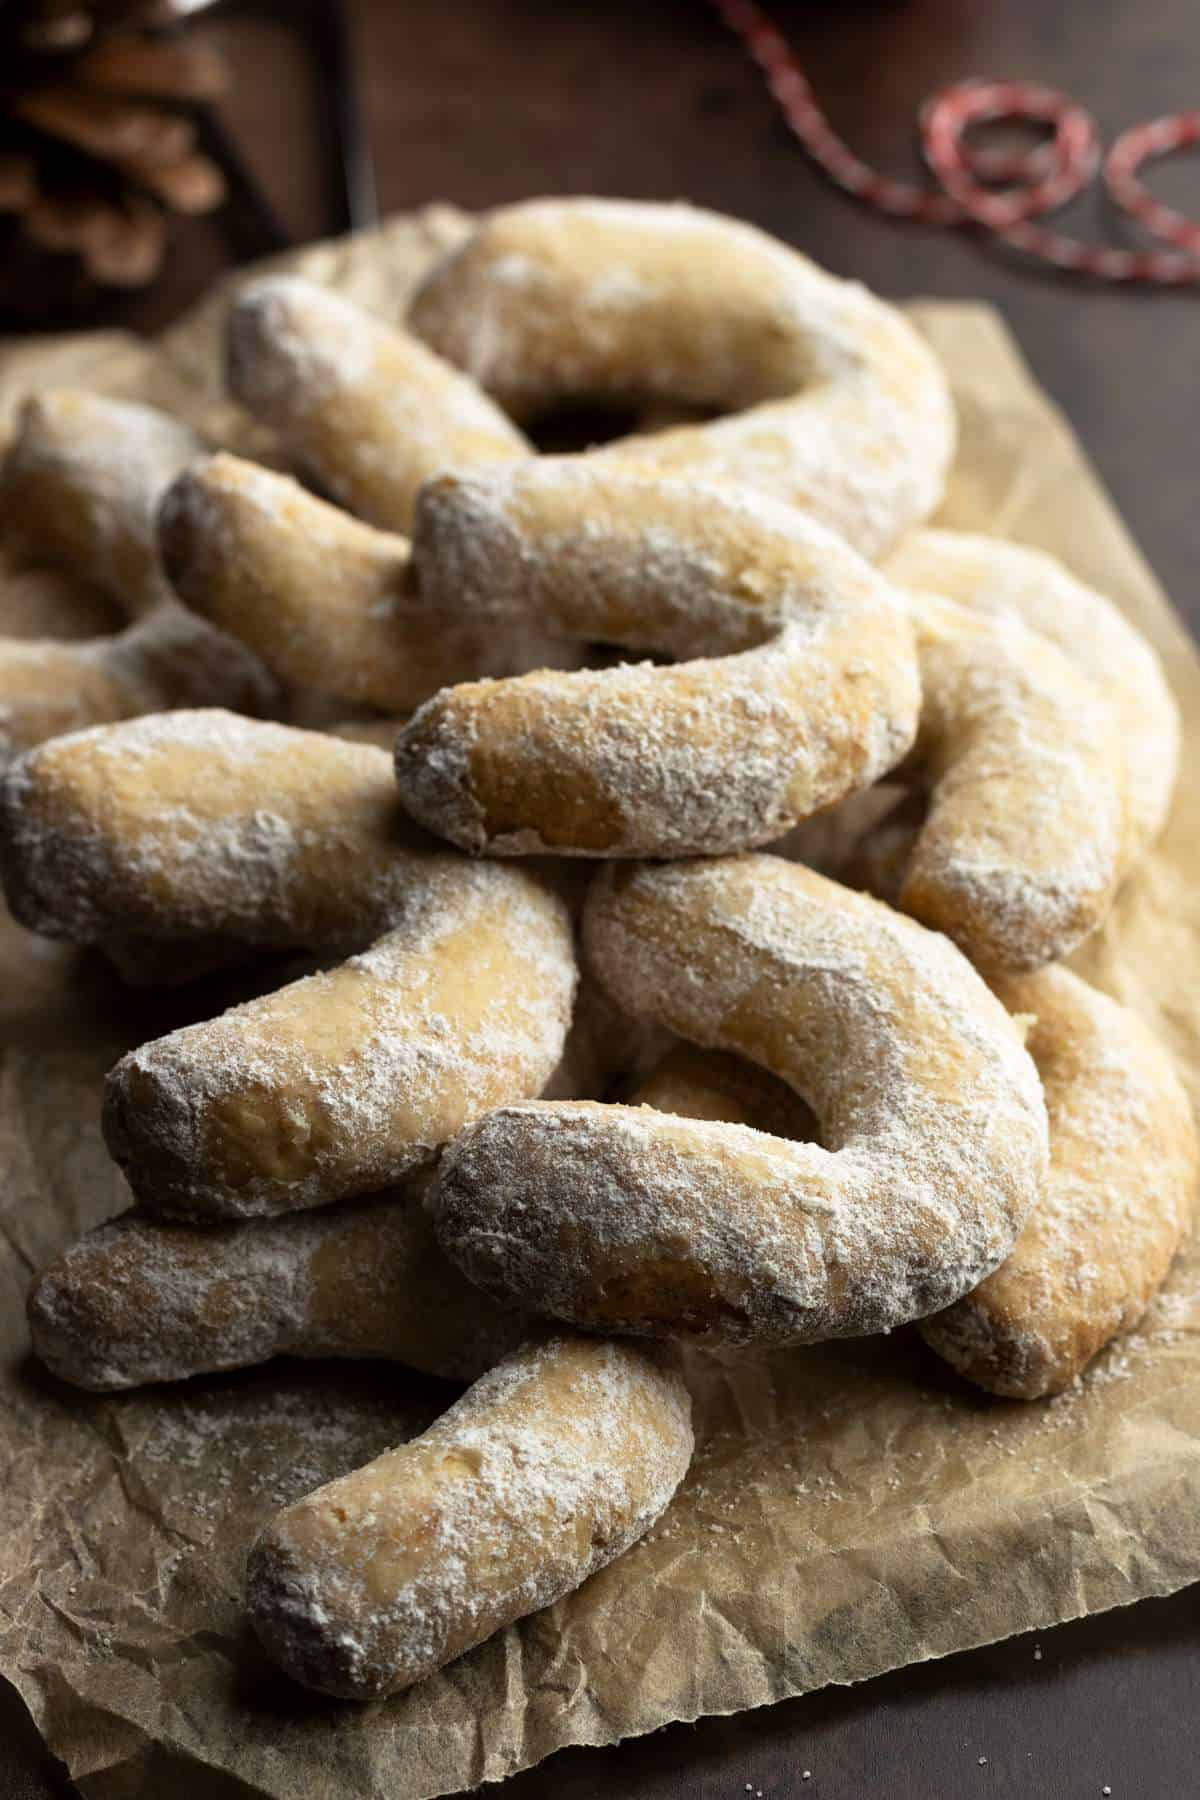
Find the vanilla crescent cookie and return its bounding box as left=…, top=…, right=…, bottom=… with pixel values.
left=408, top=197, right=955, bottom=559
left=0, top=712, right=577, bottom=1219
left=889, top=592, right=1128, bottom=972
left=2, top=388, right=201, bottom=612
left=637, top=988, right=1196, bottom=1397
left=246, top=1333, right=694, bottom=1700
left=225, top=274, right=530, bottom=533
left=93, top=707, right=430, bottom=984
left=1, top=709, right=441, bottom=947
left=884, top=529, right=1179, bottom=853
left=103, top=859, right=575, bottom=1219
left=921, top=967, right=1198, bottom=1397
left=433, top=855, right=1048, bottom=1345
left=393, top=463, right=920, bottom=857
left=0, top=390, right=275, bottom=759
left=27, top=1187, right=528, bottom=1391
left=158, top=452, right=573, bottom=711
left=22, top=1043, right=758, bottom=1394
left=801, top=809, right=1198, bottom=1394
left=795, top=531, right=1180, bottom=968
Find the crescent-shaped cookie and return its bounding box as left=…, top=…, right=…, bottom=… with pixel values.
left=394, top=463, right=919, bottom=856
left=409, top=197, right=954, bottom=558
left=433, top=855, right=1048, bottom=1344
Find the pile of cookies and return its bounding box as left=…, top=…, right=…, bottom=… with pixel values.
left=1, top=200, right=1194, bottom=1705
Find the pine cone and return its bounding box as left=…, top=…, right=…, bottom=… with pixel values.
left=0, top=1, right=227, bottom=296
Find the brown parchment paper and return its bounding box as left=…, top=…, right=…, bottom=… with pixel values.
left=1, top=212, right=1198, bottom=1800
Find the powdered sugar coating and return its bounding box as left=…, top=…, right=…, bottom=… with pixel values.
left=28, top=1188, right=527, bottom=1390
left=920, top=966, right=1198, bottom=1397
left=788, top=807, right=1199, bottom=1390
left=433, top=855, right=1048, bottom=1345
left=395, top=463, right=919, bottom=856
left=246, top=1334, right=693, bottom=1698
left=892, top=591, right=1127, bottom=972
left=1, top=710, right=458, bottom=946
left=226, top=275, right=529, bottom=533
left=884, top=529, right=1180, bottom=851
left=103, top=854, right=576, bottom=1218
left=28, top=967, right=644, bottom=1393
left=2, top=710, right=578, bottom=1217
left=408, top=198, right=955, bottom=560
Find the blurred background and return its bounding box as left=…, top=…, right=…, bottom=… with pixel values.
left=0, top=0, right=1194, bottom=615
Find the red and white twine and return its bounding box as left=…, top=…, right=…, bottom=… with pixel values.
left=710, top=0, right=1199, bottom=284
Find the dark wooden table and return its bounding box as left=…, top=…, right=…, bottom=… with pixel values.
left=2, top=1, right=1197, bottom=1793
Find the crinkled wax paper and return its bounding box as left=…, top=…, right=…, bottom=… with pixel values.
left=0, top=212, right=1197, bottom=1800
